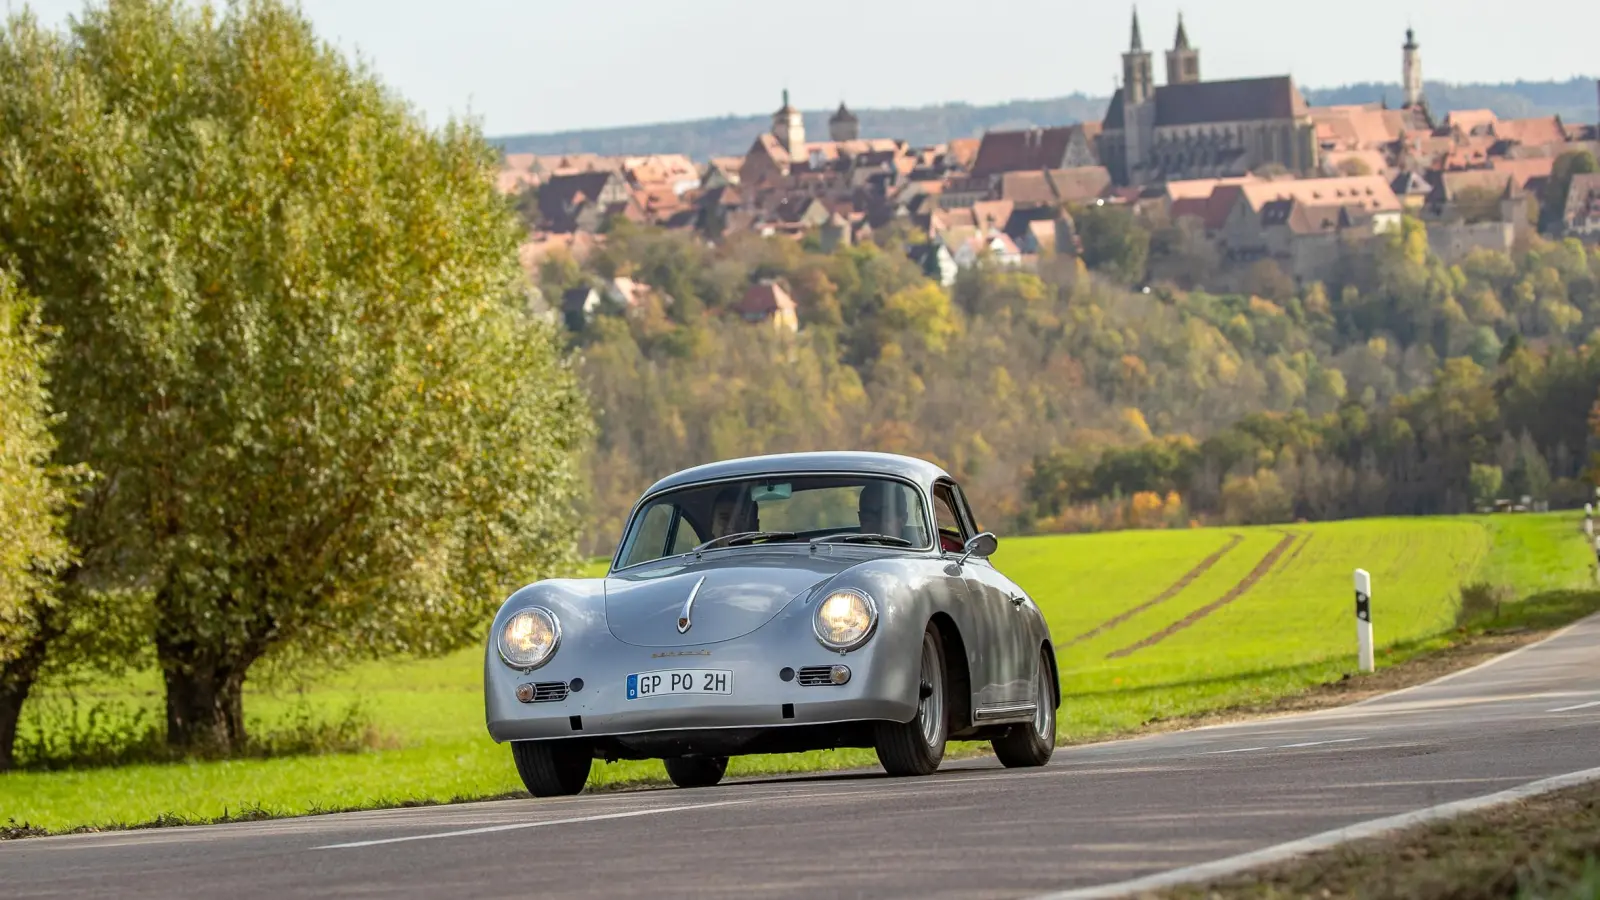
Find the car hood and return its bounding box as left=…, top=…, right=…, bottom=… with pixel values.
left=603, top=550, right=854, bottom=647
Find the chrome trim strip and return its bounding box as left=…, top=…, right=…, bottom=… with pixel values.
left=677, top=576, right=706, bottom=634
left=974, top=702, right=1038, bottom=721
left=498, top=606, right=563, bottom=671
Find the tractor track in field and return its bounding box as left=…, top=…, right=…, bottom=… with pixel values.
left=1106, top=530, right=1300, bottom=659
left=1064, top=534, right=1245, bottom=648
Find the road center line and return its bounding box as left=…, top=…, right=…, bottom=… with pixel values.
left=1548, top=700, right=1600, bottom=713
left=313, top=801, right=747, bottom=850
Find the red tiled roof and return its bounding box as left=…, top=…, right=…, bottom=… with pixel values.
left=1489, top=156, right=1556, bottom=191
left=1445, top=109, right=1498, bottom=135
left=972, top=126, right=1094, bottom=177
left=947, top=138, right=981, bottom=169
left=1492, top=117, right=1567, bottom=147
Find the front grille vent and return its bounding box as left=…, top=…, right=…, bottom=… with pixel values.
left=532, top=681, right=570, bottom=702
left=797, top=666, right=837, bottom=686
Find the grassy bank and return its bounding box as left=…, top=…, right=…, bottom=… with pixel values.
left=1, top=512, right=1592, bottom=835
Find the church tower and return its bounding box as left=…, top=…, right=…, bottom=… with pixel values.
left=1165, top=13, right=1200, bottom=85
left=829, top=102, right=859, bottom=142
left=1122, top=8, right=1154, bottom=105
left=1402, top=27, right=1424, bottom=109
left=772, top=90, right=806, bottom=160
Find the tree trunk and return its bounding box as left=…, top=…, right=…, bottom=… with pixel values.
left=158, top=646, right=249, bottom=752
left=0, top=604, right=62, bottom=772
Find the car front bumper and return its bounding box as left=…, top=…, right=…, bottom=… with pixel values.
left=484, top=631, right=921, bottom=744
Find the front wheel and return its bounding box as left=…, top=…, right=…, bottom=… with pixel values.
left=664, top=756, right=728, bottom=788
left=992, top=647, right=1056, bottom=768
left=511, top=739, right=592, bottom=797
left=874, top=626, right=948, bottom=776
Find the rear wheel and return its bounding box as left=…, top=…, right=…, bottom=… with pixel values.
left=664, top=756, right=729, bottom=788
left=992, top=647, right=1056, bottom=768
left=874, top=626, right=948, bottom=776
left=511, top=739, right=592, bottom=797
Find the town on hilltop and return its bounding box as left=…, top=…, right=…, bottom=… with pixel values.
left=497, top=12, right=1600, bottom=331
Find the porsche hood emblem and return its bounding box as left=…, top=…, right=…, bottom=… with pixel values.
left=677, top=576, right=706, bottom=634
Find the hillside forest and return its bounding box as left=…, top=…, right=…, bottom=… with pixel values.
left=549, top=199, right=1600, bottom=556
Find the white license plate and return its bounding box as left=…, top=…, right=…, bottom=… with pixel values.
left=626, top=669, right=733, bottom=700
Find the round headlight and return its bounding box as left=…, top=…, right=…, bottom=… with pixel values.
left=814, top=589, right=877, bottom=651
left=499, top=608, right=560, bottom=669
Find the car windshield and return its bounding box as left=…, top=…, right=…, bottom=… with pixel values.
left=614, top=474, right=931, bottom=569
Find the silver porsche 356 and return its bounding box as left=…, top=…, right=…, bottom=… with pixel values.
left=484, top=451, right=1058, bottom=796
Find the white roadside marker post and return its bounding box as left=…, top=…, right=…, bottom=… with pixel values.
left=1587, top=504, right=1595, bottom=538
left=1354, top=569, right=1374, bottom=674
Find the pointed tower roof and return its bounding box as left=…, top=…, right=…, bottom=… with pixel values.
left=1173, top=13, right=1190, bottom=50
left=831, top=101, right=858, bottom=124
left=1404, top=26, right=1417, bottom=50
left=1130, top=7, right=1144, bottom=52
left=777, top=89, right=797, bottom=114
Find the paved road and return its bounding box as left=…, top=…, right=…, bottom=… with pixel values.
left=4, top=616, right=1599, bottom=899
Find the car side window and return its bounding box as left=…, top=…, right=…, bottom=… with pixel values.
left=620, top=504, right=675, bottom=568
left=931, top=483, right=968, bottom=554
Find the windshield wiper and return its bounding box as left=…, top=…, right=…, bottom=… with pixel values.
left=692, top=531, right=800, bottom=555
left=811, top=533, right=915, bottom=547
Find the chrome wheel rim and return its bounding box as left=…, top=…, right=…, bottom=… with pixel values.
left=1033, top=655, right=1055, bottom=744
left=918, top=635, right=944, bottom=749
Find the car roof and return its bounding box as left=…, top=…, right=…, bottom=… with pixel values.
left=642, top=451, right=952, bottom=497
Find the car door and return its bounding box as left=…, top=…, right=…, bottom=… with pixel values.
left=947, top=481, right=1035, bottom=706
left=930, top=480, right=1012, bottom=710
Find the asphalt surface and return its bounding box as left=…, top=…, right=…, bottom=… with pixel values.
left=4, top=615, right=1598, bottom=899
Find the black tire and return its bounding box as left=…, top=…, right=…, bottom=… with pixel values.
left=663, top=756, right=729, bottom=788
left=992, top=647, right=1056, bottom=768
left=511, top=739, right=592, bottom=797
left=874, top=626, right=948, bottom=776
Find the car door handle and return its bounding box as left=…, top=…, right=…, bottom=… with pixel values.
left=1009, top=594, right=1026, bottom=607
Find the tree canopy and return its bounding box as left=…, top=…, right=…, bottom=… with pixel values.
left=0, top=0, right=587, bottom=750
left=0, top=272, right=74, bottom=769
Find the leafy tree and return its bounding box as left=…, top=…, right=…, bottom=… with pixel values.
left=0, top=1, right=588, bottom=750
left=1539, top=149, right=1600, bottom=235
left=1468, top=463, right=1504, bottom=509
left=0, top=272, right=75, bottom=770
left=1074, top=204, right=1150, bottom=286
left=1452, top=186, right=1506, bottom=225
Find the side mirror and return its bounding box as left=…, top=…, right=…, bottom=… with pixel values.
left=955, top=532, right=998, bottom=566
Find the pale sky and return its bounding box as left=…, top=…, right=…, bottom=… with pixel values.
left=12, top=0, right=1600, bottom=136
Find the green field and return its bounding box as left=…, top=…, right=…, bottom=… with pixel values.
left=1, top=513, right=1593, bottom=834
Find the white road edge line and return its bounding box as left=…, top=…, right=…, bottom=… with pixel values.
left=1203, top=746, right=1268, bottom=755
left=1348, top=611, right=1600, bottom=709
left=1028, top=765, right=1600, bottom=900
left=1277, top=738, right=1365, bottom=749
left=1548, top=700, right=1600, bottom=713
left=314, top=801, right=747, bottom=850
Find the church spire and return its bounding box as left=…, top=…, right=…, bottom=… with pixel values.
left=1165, top=11, right=1200, bottom=85
left=1122, top=6, right=1154, bottom=104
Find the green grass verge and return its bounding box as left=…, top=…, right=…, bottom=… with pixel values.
left=1, top=512, right=1592, bottom=835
